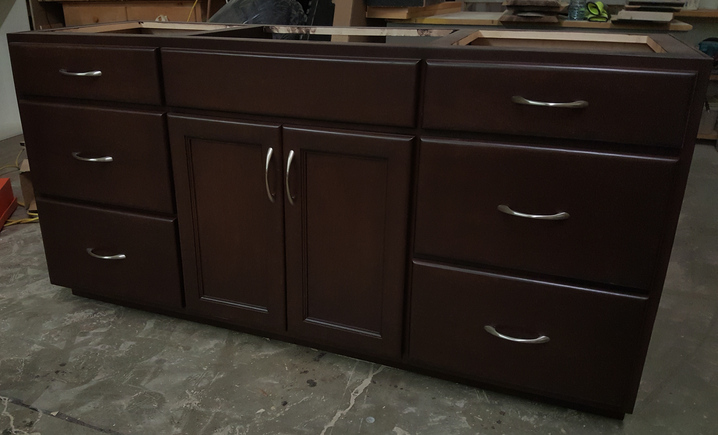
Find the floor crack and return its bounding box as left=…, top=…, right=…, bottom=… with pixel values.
left=319, top=365, right=383, bottom=435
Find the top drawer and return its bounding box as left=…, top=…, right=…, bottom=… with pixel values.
left=422, top=61, right=697, bottom=148
left=9, top=43, right=162, bottom=105
left=161, top=49, right=419, bottom=127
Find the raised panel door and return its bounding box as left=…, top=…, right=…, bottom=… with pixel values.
left=283, top=126, right=412, bottom=359
left=168, top=114, right=286, bottom=332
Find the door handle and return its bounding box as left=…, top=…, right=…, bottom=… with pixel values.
left=265, top=147, right=275, bottom=203
left=72, top=152, right=114, bottom=163
left=86, top=248, right=126, bottom=260
left=59, top=69, right=102, bottom=77
left=512, top=95, right=588, bottom=109
left=484, top=325, right=550, bottom=344
left=498, top=204, right=570, bottom=221
left=286, top=150, right=296, bottom=206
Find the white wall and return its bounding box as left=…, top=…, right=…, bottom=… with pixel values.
left=1, top=0, right=30, bottom=140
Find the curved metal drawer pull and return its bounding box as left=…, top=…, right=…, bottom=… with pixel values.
left=512, top=96, right=588, bottom=109
left=86, top=248, right=126, bottom=260
left=498, top=204, right=570, bottom=221
left=265, top=147, right=275, bottom=203
left=484, top=325, right=550, bottom=344
left=59, top=69, right=102, bottom=77
left=286, top=149, right=296, bottom=206
left=72, top=152, right=114, bottom=163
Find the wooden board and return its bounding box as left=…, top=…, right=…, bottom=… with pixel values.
left=400, top=11, right=693, bottom=30
left=62, top=1, right=203, bottom=26
left=613, top=10, right=674, bottom=22
left=367, top=2, right=462, bottom=19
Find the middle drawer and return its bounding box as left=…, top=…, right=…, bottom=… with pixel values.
left=19, top=101, right=174, bottom=214
left=414, top=138, right=677, bottom=290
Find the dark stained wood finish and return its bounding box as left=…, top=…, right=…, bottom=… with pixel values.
left=283, top=126, right=412, bottom=359
left=19, top=101, right=174, bottom=214
left=422, top=61, right=697, bottom=148
left=168, top=114, right=286, bottom=332
left=161, top=49, right=420, bottom=127
left=9, top=43, right=162, bottom=105
left=414, top=138, right=677, bottom=290
left=409, top=260, right=648, bottom=411
left=37, top=198, right=182, bottom=308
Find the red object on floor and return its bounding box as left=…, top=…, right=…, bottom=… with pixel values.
left=0, top=178, right=19, bottom=229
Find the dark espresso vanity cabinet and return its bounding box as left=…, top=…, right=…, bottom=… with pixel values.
left=8, top=22, right=711, bottom=416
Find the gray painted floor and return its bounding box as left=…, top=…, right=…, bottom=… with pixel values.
left=1, top=135, right=717, bottom=435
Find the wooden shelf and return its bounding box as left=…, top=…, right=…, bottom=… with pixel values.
left=674, top=9, right=718, bottom=18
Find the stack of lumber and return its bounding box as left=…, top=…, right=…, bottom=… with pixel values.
left=499, top=0, right=566, bottom=23
left=613, top=0, right=685, bottom=23
left=366, top=1, right=463, bottom=19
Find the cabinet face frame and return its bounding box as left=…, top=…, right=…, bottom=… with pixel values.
left=168, top=114, right=287, bottom=332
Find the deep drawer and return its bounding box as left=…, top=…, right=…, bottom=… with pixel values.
left=422, top=61, right=696, bottom=148
left=161, top=49, right=419, bottom=127
left=9, top=43, right=162, bottom=105
left=19, top=101, right=174, bottom=214
left=414, top=138, right=677, bottom=290
left=409, top=261, right=648, bottom=410
left=37, top=199, right=182, bottom=309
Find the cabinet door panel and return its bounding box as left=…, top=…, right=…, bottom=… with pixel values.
left=414, top=138, right=677, bottom=290
left=19, top=101, right=174, bottom=214
left=169, top=115, right=285, bottom=332
left=37, top=198, right=182, bottom=309
left=284, top=127, right=412, bottom=359
left=409, top=260, right=648, bottom=411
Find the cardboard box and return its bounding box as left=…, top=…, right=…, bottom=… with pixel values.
left=0, top=178, right=19, bottom=229
left=19, top=159, right=37, bottom=213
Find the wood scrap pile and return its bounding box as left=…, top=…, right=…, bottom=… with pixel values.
left=499, top=0, right=566, bottom=23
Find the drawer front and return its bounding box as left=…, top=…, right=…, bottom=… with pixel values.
left=409, top=261, right=648, bottom=410
left=414, top=138, right=677, bottom=290
left=162, top=49, right=419, bottom=127
left=422, top=61, right=696, bottom=147
left=38, top=199, right=182, bottom=309
left=9, top=43, right=162, bottom=105
left=20, top=101, right=174, bottom=214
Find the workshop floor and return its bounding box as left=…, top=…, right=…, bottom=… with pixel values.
left=1, top=134, right=717, bottom=435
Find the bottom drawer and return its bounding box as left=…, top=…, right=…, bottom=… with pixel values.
left=37, top=198, right=182, bottom=309
left=409, top=260, right=648, bottom=410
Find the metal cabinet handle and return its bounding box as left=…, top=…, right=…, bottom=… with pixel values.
left=286, top=149, right=296, bottom=206
left=512, top=96, right=588, bottom=109
left=265, top=147, right=275, bottom=203
left=72, top=152, right=114, bottom=163
left=498, top=204, right=570, bottom=221
left=86, top=248, right=126, bottom=260
left=484, top=325, right=550, bottom=344
left=59, top=69, right=102, bottom=77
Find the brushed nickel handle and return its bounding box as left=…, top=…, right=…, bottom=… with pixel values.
left=484, top=325, right=550, bottom=344
left=86, top=248, right=126, bottom=260
left=72, top=152, right=114, bottom=163
left=498, top=204, right=570, bottom=221
left=59, top=69, right=102, bottom=77
left=286, top=149, right=296, bottom=206
left=512, top=96, right=588, bottom=109
left=265, top=147, right=275, bottom=203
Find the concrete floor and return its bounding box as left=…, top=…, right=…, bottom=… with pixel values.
left=1, top=134, right=717, bottom=435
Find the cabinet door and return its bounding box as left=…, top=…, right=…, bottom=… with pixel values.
left=283, top=127, right=413, bottom=359
left=169, top=115, right=286, bottom=332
